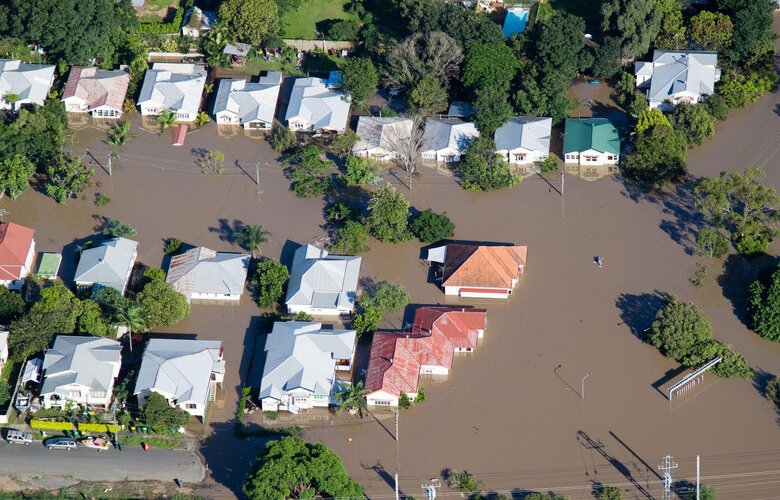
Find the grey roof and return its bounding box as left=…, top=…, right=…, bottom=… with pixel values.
left=422, top=118, right=479, bottom=154
left=0, top=59, right=55, bottom=106
left=259, top=321, right=356, bottom=401
left=285, top=77, right=351, bottom=132
left=285, top=245, right=361, bottom=311
left=134, top=338, right=224, bottom=408
left=166, top=247, right=249, bottom=300
left=73, top=237, right=138, bottom=292
left=353, top=116, right=413, bottom=153
left=41, top=336, right=121, bottom=397
left=637, top=50, right=720, bottom=104
left=182, top=7, right=216, bottom=31
left=494, top=117, right=552, bottom=154
left=223, top=43, right=251, bottom=56
left=213, top=73, right=282, bottom=125
left=137, top=63, right=207, bottom=115
left=447, top=101, right=475, bottom=118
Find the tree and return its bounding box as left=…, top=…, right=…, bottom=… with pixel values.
left=232, top=225, right=270, bottom=258
left=408, top=77, right=448, bottom=116
left=600, top=0, right=662, bottom=60
left=473, top=85, right=513, bottom=136
left=156, top=109, right=176, bottom=130
left=766, top=376, right=780, bottom=409
left=694, top=166, right=779, bottom=255
left=285, top=146, right=335, bottom=198
left=647, top=297, right=714, bottom=365
left=592, top=36, right=623, bottom=78
left=78, top=299, right=112, bottom=338
left=717, top=68, right=777, bottom=109
left=340, top=58, right=378, bottom=110
left=114, top=302, right=147, bottom=351
left=327, top=130, right=359, bottom=158
left=623, top=122, right=688, bottom=188
left=748, top=266, right=780, bottom=342
left=0, top=154, right=34, bottom=199
left=268, top=126, right=297, bottom=153
left=243, top=437, right=364, bottom=499
left=107, top=121, right=132, bottom=150
left=462, top=42, right=519, bottom=89
left=718, top=0, right=774, bottom=66
left=689, top=11, right=733, bottom=51
left=92, top=286, right=130, bottom=324
left=446, top=470, right=483, bottom=491
left=458, top=136, right=520, bottom=191
left=142, top=392, right=191, bottom=433
left=696, top=228, right=729, bottom=259
left=398, top=391, right=412, bottom=409
left=218, top=0, right=278, bottom=46
left=598, top=485, right=623, bottom=500
left=332, top=221, right=371, bottom=255
left=672, top=103, right=715, bottom=146
left=687, top=484, right=716, bottom=500
left=654, top=10, right=687, bottom=50
left=327, top=19, right=360, bottom=41
left=410, top=209, right=454, bottom=244
left=334, top=380, right=369, bottom=417
left=365, top=184, right=411, bottom=243
left=635, top=108, right=670, bottom=135
left=0, top=286, right=25, bottom=324
left=0, top=381, right=10, bottom=407
left=614, top=71, right=637, bottom=109
left=251, top=259, right=289, bottom=308
left=102, top=218, right=137, bottom=238
left=387, top=116, right=424, bottom=191
left=194, top=111, right=211, bottom=127
left=199, top=150, right=225, bottom=174
left=136, top=269, right=190, bottom=328
left=361, top=282, right=411, bottom=313
left=382, top=31, right=463, bottom=89
left=44, top=156, right=93, bottom=204
left=340, top=156, right=377, bottom=187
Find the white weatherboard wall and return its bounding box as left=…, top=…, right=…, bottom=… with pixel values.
left=563, top=150, right=619, bottom=166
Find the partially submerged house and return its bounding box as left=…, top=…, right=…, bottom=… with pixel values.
left=353, top=116, right=413, bottom=162
left=635, top=50, right=720, bottom=111
left=165, top=246, right=249, bottom=303
left=421, top=118, right=479, bottom=163
left=0, top=222, right=35, bottom=290
left=426, top=243, right=527, bottom=299
left=0, top=59, right=55, bottom=111
left=137, top=63, right=207, bottom=122
left=73, top=237, right=138, bottom=294
left=181, top=7, right=216, bottom=38
left=213, top=72, right=282, bottom=129
left=40, top=336, right=122, bottom=409
left=562, top=118, right=620, bottom=168
left=62, top=67, right=130, bottom=119
left=494, top=117, right=552, bottom=168
left=134, top=338, right=225, bottom=420
left=284, top=77, right=350, bottom=133
left=365, top=307, right=487, bottom=407
left=285, top=244, right=361, bottom=317
left=259, top=321, right=357, bottom=413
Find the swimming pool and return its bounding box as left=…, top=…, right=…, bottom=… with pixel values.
left=502, top=7, right=529, bottom=37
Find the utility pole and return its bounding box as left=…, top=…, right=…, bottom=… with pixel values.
left=658, top=455, right=678, bottom=500
left=421, top=479, right=440, bottom=500
left=395, top=407, right=399, bottom=441
left=395, top=473, right=399, bottom=500
left=255, top=162, right=260, bottom=188
left=581, top=371, right=592, bottom=400
left=696, top=455, right=700, bottom=500
left=107, top=153, right=113, bottom=176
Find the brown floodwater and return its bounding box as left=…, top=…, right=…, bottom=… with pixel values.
left=6, top=19, right=780, bottom=499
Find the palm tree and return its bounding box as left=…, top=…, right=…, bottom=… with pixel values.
left=157, top=109, right=176, bottom=130
left=107, top=121, right=132, bottom=151
left=4, top=92, right=21, bottom=111
left=334, top=380, right=369, bottom=418
left=194, top=111, right=211, bottom=127
left=115, top=303, right=147, bottom=353
left=232, top=224, right=270, bottom=258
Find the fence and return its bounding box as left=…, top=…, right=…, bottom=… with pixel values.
left=282, top=39, right=356, bottom=52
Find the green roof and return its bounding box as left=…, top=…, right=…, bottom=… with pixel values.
left=37, top=252, right=62, bottom=279
left=562, top=118, right=620, bottom=154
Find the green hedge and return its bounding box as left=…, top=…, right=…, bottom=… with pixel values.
left=78, top=423, right=120, bottom=433
left=30, top=420, right=74, bottom=431
left=136, top=8, right=184, bottom=35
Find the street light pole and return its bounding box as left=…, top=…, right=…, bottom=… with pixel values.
left=581, top=371, right=592, bottom=400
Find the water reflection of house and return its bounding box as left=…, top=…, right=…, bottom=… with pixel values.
left=562, top=118, right=620, bottom=181
left=213, top=72, right=282, bottom=130
left=421, top=118, right=479, bottom=164
left=365, top=307, right=487, bottom=407
left=259, top=321, right=357, bottom=413
left=426, top=243, right=527, bottom=299
left=353, top=116, right=413, bottom=163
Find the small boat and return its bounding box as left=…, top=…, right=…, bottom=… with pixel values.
left=79, top=436, right=110, bottom=451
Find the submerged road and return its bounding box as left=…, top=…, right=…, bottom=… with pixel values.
left=0, top=441, right=205, bottom=483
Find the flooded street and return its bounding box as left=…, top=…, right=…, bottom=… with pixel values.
left=6, top=19, right=780, bottom=498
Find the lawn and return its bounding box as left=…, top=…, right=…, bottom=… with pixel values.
left=280, top=0, right=360, bottom=39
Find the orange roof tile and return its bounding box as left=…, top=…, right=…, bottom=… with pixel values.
left=0, top=222, right=35, bottom=280
left=442, top=244, right=526, bottom=289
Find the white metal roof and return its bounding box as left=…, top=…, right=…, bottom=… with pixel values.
left=166, top=247, right=249, bottom=300
left=73, top=237, right=138, bottom=292
left=41, top=336, right=121, bottom=396
left=213, top=73, right=282, bottom=125
left=421, top=118, right=479, bottom=155
left=494, top=116, right=552, bottom=154
left=637, top=50, right=720, bottom=103
left=353, top=116, right=413, bottom=154
left=137, top=63, right=207, bottom=115
left=0, top=59, right=55, bottom=106
left=285, top=77, right=351, bottom=132
left=285, top=244, right=361, bottom=311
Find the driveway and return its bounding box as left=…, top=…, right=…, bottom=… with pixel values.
left=0, top=441, right=205, bottom=483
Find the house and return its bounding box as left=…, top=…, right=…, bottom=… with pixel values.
left=562, top=118, right=620, bottom=167
left=0, top=331, right=8, bottom=375
left=353, top=116, right=413, bottom=162
left=0, top=222, right=36, bottom=290
left=284, top=77, right=350, bottom=133
left=40, top=336, right=122, bottom=409
left=285, top=244, right=361, bottom=317
left=137, top=63, right=207, bottom=122
left=259, top=321, right=357, bottom=413
left=421, top=118, right=479, bottom=163
left=635, top=50, right=721, bottom=111
left=494, top=117, right=552, bottom=168
left=165, top=246, right=249, bottom=303
left=181, top=7, right=217, bottom=38
left=0, top=59, right=55, bottom=111
left=213, top=72, right=282, bottom=129
left=223, top=43, right=251, bottom=65
left=365, top=307, right=487, bottom=407
left=426, top=243, right=527, bottom=299
left=134, top=338, right=225, bottom=420
left=73, top=237, right=138, bottom=294
left=62, top=67, right=130, bottom=119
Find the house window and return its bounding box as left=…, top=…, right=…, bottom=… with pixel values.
left=513, top=154, right=526, bottom=161
left=583, top=156, right=599, bottom=163
left=607, top=154, right=619, bottom=161
left=565, top=154, right=578, bottom=161
left=186, top=403, right=197, bottom=409
left=373, top=400, right=391, bottom=406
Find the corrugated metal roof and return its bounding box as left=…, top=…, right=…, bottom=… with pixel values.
left=41, top=336, right=121, bottom=397
left=166, top=247, right=249, bottom=301
left=285, top=245, right=361, bottom=313
left=284, top=77, right=351, bottom=132
left=562, top=118, right=620, bottom=155
left=494, top=117, right=552, bottom=155
left=73, top=237, right=137, bottom=292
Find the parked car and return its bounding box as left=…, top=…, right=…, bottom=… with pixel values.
left=5, top=429, right=33, bottom=445
left=44, top=437, right=77, bottom=450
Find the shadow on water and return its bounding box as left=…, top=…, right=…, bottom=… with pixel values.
left=362, top=461, right=405, bottom=495
left=208, top=218, right=245, bottom=246
left=615, top=291, right=668, bottom=339
left=717, top=253, right=779, bottom=328
left=577, top=430, right=653, bottom=499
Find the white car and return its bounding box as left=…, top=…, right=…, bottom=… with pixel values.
left=5, top=429, right=33, bottom=445
left=44, top=437, right=77, bottom=450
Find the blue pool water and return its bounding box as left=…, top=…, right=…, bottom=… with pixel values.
left=502, top=7, right=529, bottom=37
